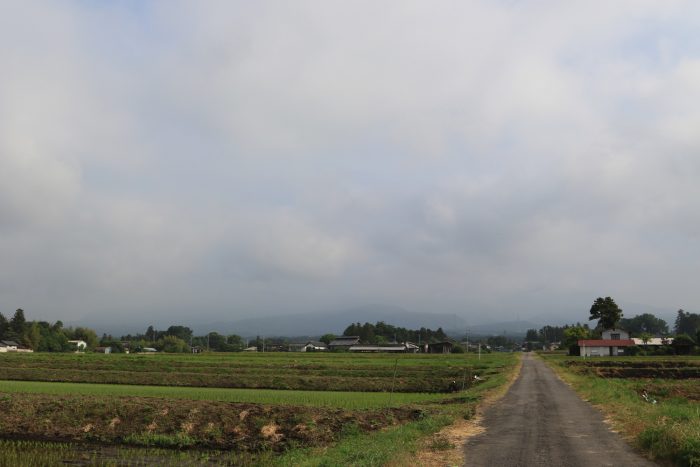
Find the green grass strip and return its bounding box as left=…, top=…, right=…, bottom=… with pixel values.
left=273, top=414, right=454, bottom=467
left=0, top=379, right=448, bottom=409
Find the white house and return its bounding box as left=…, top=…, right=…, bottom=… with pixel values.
left=579, top=328, right=634, bottom=357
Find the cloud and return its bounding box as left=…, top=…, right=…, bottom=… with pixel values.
left=1, top=1, right=699, bottom=325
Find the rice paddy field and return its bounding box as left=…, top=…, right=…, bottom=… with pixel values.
left=0, top=351, right=508, bottom=392
left=541, top=353, right=700, bottom=467
left=0, top=380, right=449, bottom=408
left=0, top=351, right=518, bottom=465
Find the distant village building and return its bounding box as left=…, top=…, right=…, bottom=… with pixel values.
left=631, top=337, right=674, bottom=347
left=328, top=336, right=360, bottom=351
left=349, top=342, right=419, bottom=353
left=303, top=341, right=327, bottom=352
left=94, top=346, right=112, bottom=354
left=427, top=342, right=453, bottom=354
left=578, top=328, right=634, bottom=357
left=0, top=340, right=32, bottom=353
left=0, top=340, right=19, bottom=352
left=288, top=341, right=327, bottom=352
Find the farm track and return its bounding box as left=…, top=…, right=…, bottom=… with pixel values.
left=464, top=354, right=657, bottom=467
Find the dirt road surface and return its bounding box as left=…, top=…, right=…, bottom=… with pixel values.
left=464, top=353, right=656, bottom=467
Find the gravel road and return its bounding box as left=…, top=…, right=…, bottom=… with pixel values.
left=464, top=353, right=657, bottom=467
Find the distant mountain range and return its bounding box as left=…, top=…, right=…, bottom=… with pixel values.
left=463, top=320, right=540, bottom=337
left=83, top=305, right=541, bottom=339
left=84, top=301, right=683, bottom=340
left=202, top=305, right=468, bottom=337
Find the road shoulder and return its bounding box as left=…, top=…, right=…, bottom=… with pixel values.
left=413, top=353, right=523, bottom=466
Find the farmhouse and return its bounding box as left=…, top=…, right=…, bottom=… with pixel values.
left=578, top=328, right=634, bottom=357
left=328, top=336, right=360, bottom=350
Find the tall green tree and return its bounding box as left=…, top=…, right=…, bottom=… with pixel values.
left=671, top=334, right=695, bottom=355
left=589, top=297, right=623, bottom=329
left=619, top=313, right=668, bottom=336
left=525, top=329, right=539, bottom=341
left=69, top=327, right=99, bottom=349
left=165, top=325, right=193, bottom=342
left=10, top=308, right=27, bottom=337
left=158, top=335, right=189, bottom=353
left=226, top=334, right=245, bottom=351
left=563, top=325, right=591, bottom=349
left=674, top=309, right=700, bottom=336
left=26, top=322, right=41, bottom=350
left=145, top=325, right=157, bottom=343
left=0, top=313, right=8, bottom=339
left=319, top=333, right=336, bottom=345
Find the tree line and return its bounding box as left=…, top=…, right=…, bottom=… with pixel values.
left=0, top=309, right=252, bottom=353
left=342, top=321, right=448, bottom=345
left=524, top=297, right=700, bottom=355
left=0, top=309, right=100, bottom=352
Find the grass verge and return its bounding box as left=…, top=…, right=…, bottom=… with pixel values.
left=272, top=353, right=521, bottom=467
left=540, top=353, right=700, bottom=467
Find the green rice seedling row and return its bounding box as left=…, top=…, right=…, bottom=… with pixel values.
left=0, top=379, right=449, bottom=408
left=0, top=352, right=510, bottom=392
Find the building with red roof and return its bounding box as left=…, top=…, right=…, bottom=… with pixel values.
left=578, top=328, right=633, bottom=357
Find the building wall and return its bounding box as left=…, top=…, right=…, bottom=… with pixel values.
left=580, top=345, right=610, bottom=357
left=601, top=329, right=630, bottom=340
left=580, top=345, right=628, bottom=357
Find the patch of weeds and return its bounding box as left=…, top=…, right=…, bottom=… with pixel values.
left=429, top=436, right=454, bottom=451
left=123, top=432, right=196, bottom=448
left=463, top=405, right=476, bottom=420
left=339, top=422, right=360, bottom=437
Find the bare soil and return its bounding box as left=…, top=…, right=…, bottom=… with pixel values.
left=566, top=360, right=700, bottom=379
left=0, top=392, right=422, bottom=452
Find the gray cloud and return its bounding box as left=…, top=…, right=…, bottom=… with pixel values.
left=1, top=1, right=700, bottom=326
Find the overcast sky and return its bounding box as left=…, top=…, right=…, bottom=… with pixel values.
left=2, top=1, right=699, bottom=327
